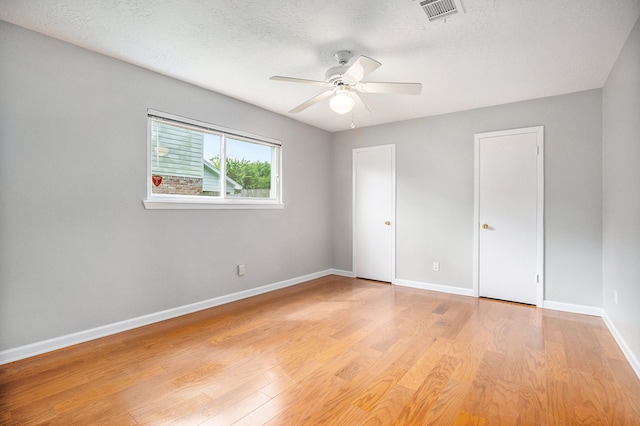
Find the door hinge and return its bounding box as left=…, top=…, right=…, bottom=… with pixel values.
left=536, top=274, right=540, bottom=283
left=536, top=146, right=540, bottom=155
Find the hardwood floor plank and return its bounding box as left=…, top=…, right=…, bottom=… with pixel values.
left=606, top=357, right=640, bottom=420
left=362, top=384, right=415, bottom=425
left=260, top=373, right=347, bottom=425
left=422, top=378, right=471, bottom=425
left=453, top=410, right=486, bottom=425
left=1, top=275, right=639, bottom=425
left=52, top=365, right=167, bottom=415
left=397, top=337, right=454, bottom=390
left=351, top=365, right=406, bottom=412
left=525, top=324, right=546, bottom=351
left=4, top=401, right=57, bottom=426
left=542, top=315, right=567, bottom=344
left=441, top=307, right=473, bottom=340
left=518, top=347, right=548, bottom=425
left=567, top=368, right=608, bottom=425
left=486, top=318, right=512, bottom=354
left=196, top=390, right=272, bottom=425
left=171, top=361, right=225, bottom=387
left=331, top=317, right=373, bottom=340
left=131, top=392, right=212, bottom=424
left=447, top=324, right=492, bottom=384
left=546, top=377, right=573, bottom=426
left=459, top=349, right=505, bottom=416
left=545, top=339, right=570, bottom=382
left=303, top=371, right=379, bottom=425
left=350, top=332, right=436, bottom=412
left=487, top=378, right=520, bottom=423
left=51, top=399, right=137, bottom=426
left=500, top=321, right=527, bottom=383
left=592, top=327, right=626, bottom=360
left=1, top=369, right=90, bottom=411
left=591, top=363, right=637, bottom=426
left=394, top=354, right=463, bottom=424
left=327, top=404, right=371, bottom=425
left=107, top=373, right=179, bottom=416
left=0, top=410, right=13, bottom=425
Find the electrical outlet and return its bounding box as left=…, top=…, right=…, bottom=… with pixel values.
left=237, top=264, right=245, bottom=276
left=433, top=262, right=440, bottom=272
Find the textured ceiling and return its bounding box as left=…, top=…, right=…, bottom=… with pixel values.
left=1, top=0, right=639, bottom=132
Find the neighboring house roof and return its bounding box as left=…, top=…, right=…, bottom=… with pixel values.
left=203, top=159, right=242, bottom=191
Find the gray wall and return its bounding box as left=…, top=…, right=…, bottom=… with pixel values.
left=332, top=90, right=603, bottom=307
left=603, top=18, right=640, bottom=360
left=2, top=16, right=633, bottom=361
left=0, top=22, right=333, bottom=351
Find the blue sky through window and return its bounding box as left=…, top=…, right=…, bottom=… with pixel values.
left=203, top=134, right=271, bottom=163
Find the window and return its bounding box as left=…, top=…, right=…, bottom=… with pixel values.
left=143, top=110, right=282, bottom=209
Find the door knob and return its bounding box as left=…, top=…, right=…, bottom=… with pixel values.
left=482, top=224, right=489, bottom=229
left=385, top=221, right=391, bottom=225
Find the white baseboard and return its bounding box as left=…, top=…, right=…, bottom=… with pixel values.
left=393, top=278, right=475, bottom=297
left=4, top=270, right=638, bottom=383
left=0, top=269, right=334, bottom=365
left=544, top=300, right=639, bottom=380
left=330, top=269, right=355, bottom=278
left=602, top=313, right=640, bottom=380
left=542, top=300, right=604, bottom=317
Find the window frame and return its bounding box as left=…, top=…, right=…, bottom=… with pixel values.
left=143, top=109, right=283, bottom=210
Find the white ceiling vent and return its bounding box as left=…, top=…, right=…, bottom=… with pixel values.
left=418, top=0, right=464, bottom=21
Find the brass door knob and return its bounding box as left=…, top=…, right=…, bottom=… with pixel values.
left=385, top=221, right=391, bottom=225
left=482, top=224, right=489, bottom=229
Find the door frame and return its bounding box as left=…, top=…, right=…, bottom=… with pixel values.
left=473, top=126, right=544, bottom=306
left=352, top=144, right=396, bottom=282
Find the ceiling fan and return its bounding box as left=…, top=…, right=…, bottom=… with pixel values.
left=270, top=50, right=422, bottom=115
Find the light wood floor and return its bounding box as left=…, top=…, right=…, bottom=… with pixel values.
left=1, top=275, right=639, bottom=425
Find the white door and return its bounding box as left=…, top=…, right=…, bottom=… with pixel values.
left=474, top=127, right=544, bottom=306
left=353, top=145, right=395, bottom=282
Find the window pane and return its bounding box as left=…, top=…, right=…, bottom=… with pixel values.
left=150, top=120, right=223, bottom=197
left=225, top=137, right=275, bottom=199
left=151, top=121, right=205, bottom=196
left=147, top=112, right=281, bottom=207
left=202, top=134, right=222, bottom=196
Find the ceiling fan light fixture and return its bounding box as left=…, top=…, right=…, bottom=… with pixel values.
left=330, top=88, right=354, bottom=114
left=271, top=51, right=421, bottom=115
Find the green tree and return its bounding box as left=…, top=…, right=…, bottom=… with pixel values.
left=210, top=155, right=271, bottom=190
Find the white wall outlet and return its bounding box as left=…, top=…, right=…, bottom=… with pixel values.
left=614, top=290, right=618, bottom=305
left=433, top=262, right=440, bottom=272
left=237, top=264, right=245, bottom=276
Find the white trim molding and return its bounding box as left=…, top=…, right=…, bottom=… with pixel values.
left=602, top=313, right=640, bottom=380
left=4, top=270, right=638, bottom=383
left=0, top=269, right=333, bottom=365
left=542, top=300, right=604, bottom=317
left=143, top=199, right=284, bottom=210
left=542, top=301, right=640, bottom=379
left=394, top=278, right=475, bottom=297
left=330, top=269, right=356, bottom=278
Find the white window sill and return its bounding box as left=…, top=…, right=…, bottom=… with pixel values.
left=143, top=198, right=284, bottom=210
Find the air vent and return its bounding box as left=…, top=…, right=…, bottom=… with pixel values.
left=419, top=0, right=464, bottom=21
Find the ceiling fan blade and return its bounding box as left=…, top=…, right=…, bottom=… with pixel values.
left=289, top=90, right=334, bottom=113
left=343, top=56, right=381, bottom=83
left=351, top=91, right=370, bottom=115
left=270, top=76, right=333, bottom=88
left=356, top=82, right=422, bottom=95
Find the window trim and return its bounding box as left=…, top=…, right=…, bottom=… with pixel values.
left=143, top=109, right=283, bottom=210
